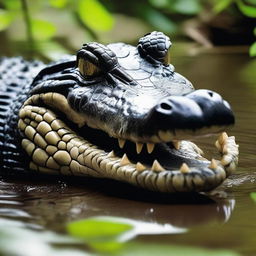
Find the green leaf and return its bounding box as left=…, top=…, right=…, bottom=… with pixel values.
left=67, top=217, right=133, bottom=239
left=3, top=0, right=21, bottom=11
left=33, top=41, right=70, bottom=61
left=77, top=0, right=114, bottom=31
left=0, top=9, right=13, bottom=31
left=49, top=0, right=68, bottom=8
left=213, top=0, right=234, bottom=13
left=254, top=27, right=256, bottom=36
left=244, top=0, right=256, bottom=4
left=142, top=7, right=177, bottom=33
left=171, top=0, right=202, bottom=15
left=250, top=191, right=256, bottom=201
left=148, top=0, right=169, bottom=8
left=67, top=217, right=133, bottom=253
left=31, top=19, right=57, bottom=40
left=89, top=240, right=124, bottom=253
left=236, top=0, right=256, bottom=17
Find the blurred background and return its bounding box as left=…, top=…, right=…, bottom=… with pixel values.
left=1, top=1, right=256, bottom=256
left=0, top=0, right=255, bottom=60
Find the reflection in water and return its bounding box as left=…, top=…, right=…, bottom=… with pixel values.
left=1, top=49, right=256, bottom=255
left=0, top=178, right=235, bottom=234
left=0, top=217, right=87, bottom=256
left=0, top=183, right=31, bottom=220
left=89, top=216, right=187, bottom=242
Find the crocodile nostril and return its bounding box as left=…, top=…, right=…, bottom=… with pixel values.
left=187, top=89, right=223, bottom=104
left=155, top=100, right=174, bottom=115
left=160, top=102, right=172, bottom=111
left=208, top=91, right=213, bottom=97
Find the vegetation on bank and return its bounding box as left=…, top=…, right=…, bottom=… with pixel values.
left=0, top=0, right=255, bottom=58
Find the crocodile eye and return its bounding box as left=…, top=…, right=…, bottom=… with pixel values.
left=163, top=48, right=171, bottom=66
left=77, top=57, right=101, bottom=77
left=77, top=42, right=118, bottom=78
left=137, top=31, right=172, bottom=65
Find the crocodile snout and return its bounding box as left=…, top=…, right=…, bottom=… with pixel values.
left=150, top=89, right=234, bottom=132
left=186, top=89, right=235, bottom=127
left=154, top=96, right=204, bottom=130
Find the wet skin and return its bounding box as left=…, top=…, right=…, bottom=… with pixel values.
left=0, top=46, right=255, bottom=256
left=0, top=32, right=238, bottom=193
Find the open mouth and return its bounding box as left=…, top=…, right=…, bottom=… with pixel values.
left=75, top=122, right=239, bottom=192
left=17, top=31, right=239, bottom=193
left=18, top=92, right=239, bottom=193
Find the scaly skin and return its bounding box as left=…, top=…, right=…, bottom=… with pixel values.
left=0, top=32, right=239, bottom=192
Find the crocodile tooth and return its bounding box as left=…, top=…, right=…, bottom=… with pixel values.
left=173, top=140, right=180, bottom=150
left=107, top=150, right=115, bottom=157
left=221, top=155, right=233, bottom=166
left=179, top=163, right=190, bottom=173
left=158, top=130, right=172, bottom=142
left=218, top=132, right=228, bottom=145
left=136, top=162, right=146, bottom=172
left=222, top=144, right=228, bottom=154
left=146, top=143, right=155, bottom=154
left=228, top=161, right=237, bottom=172
left=215, top=140, right=221, bottom=151
left=136, top=142, right=143, bottom=154
left=191, top=143, right=204, bottom=155
left=151, top=160, right=165, bottom=172
left=118, top=138, right=126, bottom=148
left=120, top=153, right=130, bottom=166
left=209, top=159, right=218, bottom=169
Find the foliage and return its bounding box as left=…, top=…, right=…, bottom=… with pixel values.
left=236, top=0, right=256, bottom=18
left=0, top=0, right=255, bottom=58
left=213, top=0, right=256, bottom=15
left=0, top=8, right=13, bottom=31
left=249, top=27, right=256, bottom=56
left=0, top=215, right=241, bottom=256
left=213, top=0, right=256, bottom=56
left=67, top=218, right=128, bottom=253
left=250, top=42, right=256, bottom=56
left=66, top=216, right=241, bottom=255
left=139, top=0, right=202, bottom=33
left=67, top=217, right=133, bottom=253
left=250, top=192, right=256, bottom=202
left=77, top=0, right=114, bottom=32
left=147, top=0, right=256, bottom=55
left=67, top=217, right=133, bottom=239
left=0, top=0, right=114, bottom=34
left=149, top=0, right=202, bottom=16
left=0, top=0, right=115, bottom=58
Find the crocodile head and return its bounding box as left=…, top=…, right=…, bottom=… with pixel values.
left=18, top=31, right=239, bottom=193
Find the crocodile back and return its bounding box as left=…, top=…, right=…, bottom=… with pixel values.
left=0, top=57, right=44, bottom=174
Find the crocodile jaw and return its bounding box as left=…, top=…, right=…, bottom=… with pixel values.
left=18, top=94, right=239, bottom=193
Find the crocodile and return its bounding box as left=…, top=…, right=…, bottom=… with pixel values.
left=0, top=31, right=239, bottom=193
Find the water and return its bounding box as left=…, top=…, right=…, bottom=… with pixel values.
left=1, top=47, right=256, bottom=255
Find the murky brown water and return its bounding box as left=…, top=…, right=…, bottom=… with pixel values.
left=1, top=47, right=256, bottom=255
